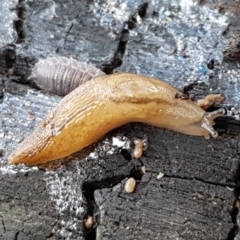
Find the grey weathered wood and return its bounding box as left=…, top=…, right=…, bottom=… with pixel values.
left=0, top=170, right=58, bottom=240
left=93, top=121, right=238, bottom=240
left=1, top=1, right=240, bottom=240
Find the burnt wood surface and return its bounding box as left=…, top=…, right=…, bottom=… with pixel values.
left=1, top=1, right=240, bottom=240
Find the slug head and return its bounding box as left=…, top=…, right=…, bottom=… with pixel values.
left=157, top=108, right=225, bottom=138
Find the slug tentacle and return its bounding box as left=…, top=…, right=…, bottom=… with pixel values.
left=201, top=108, right=225, bottom=139
left=201, top=122, right=218, bottom=139
left=9, top=72, right=225, bottom=166
left=205, top=108, right=226, bottom=122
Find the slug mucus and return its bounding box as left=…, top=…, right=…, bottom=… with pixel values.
left=9, top=61, right=225, bottom=166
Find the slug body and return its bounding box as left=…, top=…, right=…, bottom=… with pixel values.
left=9, top=73, right=225, bottom=165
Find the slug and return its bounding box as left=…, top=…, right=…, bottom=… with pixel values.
left=28, top=57, right=106, bottom=96
left=9, top=72, right=225, bottom=166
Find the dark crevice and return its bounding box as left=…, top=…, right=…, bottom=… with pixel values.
left=14, top=231, right=19, bottom=240
left=195, top=177, right=235, bottom=188
left=226, top=224, right=239, bottom=240
left=215, top=116, right=240, bottom=134
left=16, top=2, right=27, bottom=20
left=130, top=167, right=142, bottom=181
left=231, top=203, right=240, bottom=226
left=0, top=44, right=17, bottom=102
left=120, top=149, right=132, bottom=161
left=46, top=231, right=55, bottom=239
left=127, top=18, right=137, bottom=30
left=14, top=19, right=27, bottom=43
left=207, top=59, right=214, bottom=69
left=5, top=44, right=17, bottom=69
left=0, top=0, right=28, bottom=100
left=233, top=163, right=240, bottom=198
left=102, top=29, right=129, bottom=74
left=82, top=168, right=143, bottom=240
left=227, top=200, right=239, bottom=240
left=161, top=173, right=235, bottom=188
left=82, top=176, right=126, bottom=240
left=0, top=78, right=3, bottom=103
left=63, top=23, right=74, bottom=50
left=102, top=3, right=149, bottom=74
left=1, top=220, right=6, bottom=233
left=183, top=80, right=204, bottom=95
left=138, top=3, right=148, bottom=18
left=227, top=162, right=240, bottom=239
left=11, top=0, right=28, bottom=43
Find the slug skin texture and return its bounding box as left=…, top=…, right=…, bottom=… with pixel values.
left=9, top=73, right=225, bottom=166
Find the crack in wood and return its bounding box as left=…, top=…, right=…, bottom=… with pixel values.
left=82, top=167, right=143, bottom=240
left=102, top=3, right=149, bottom=74
left=14, top=231, right=19, bottom=240
left=1, top=219, right=6, bottom=233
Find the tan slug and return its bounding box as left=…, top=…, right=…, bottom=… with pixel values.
left=9, top=72, right=225, bottom=166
